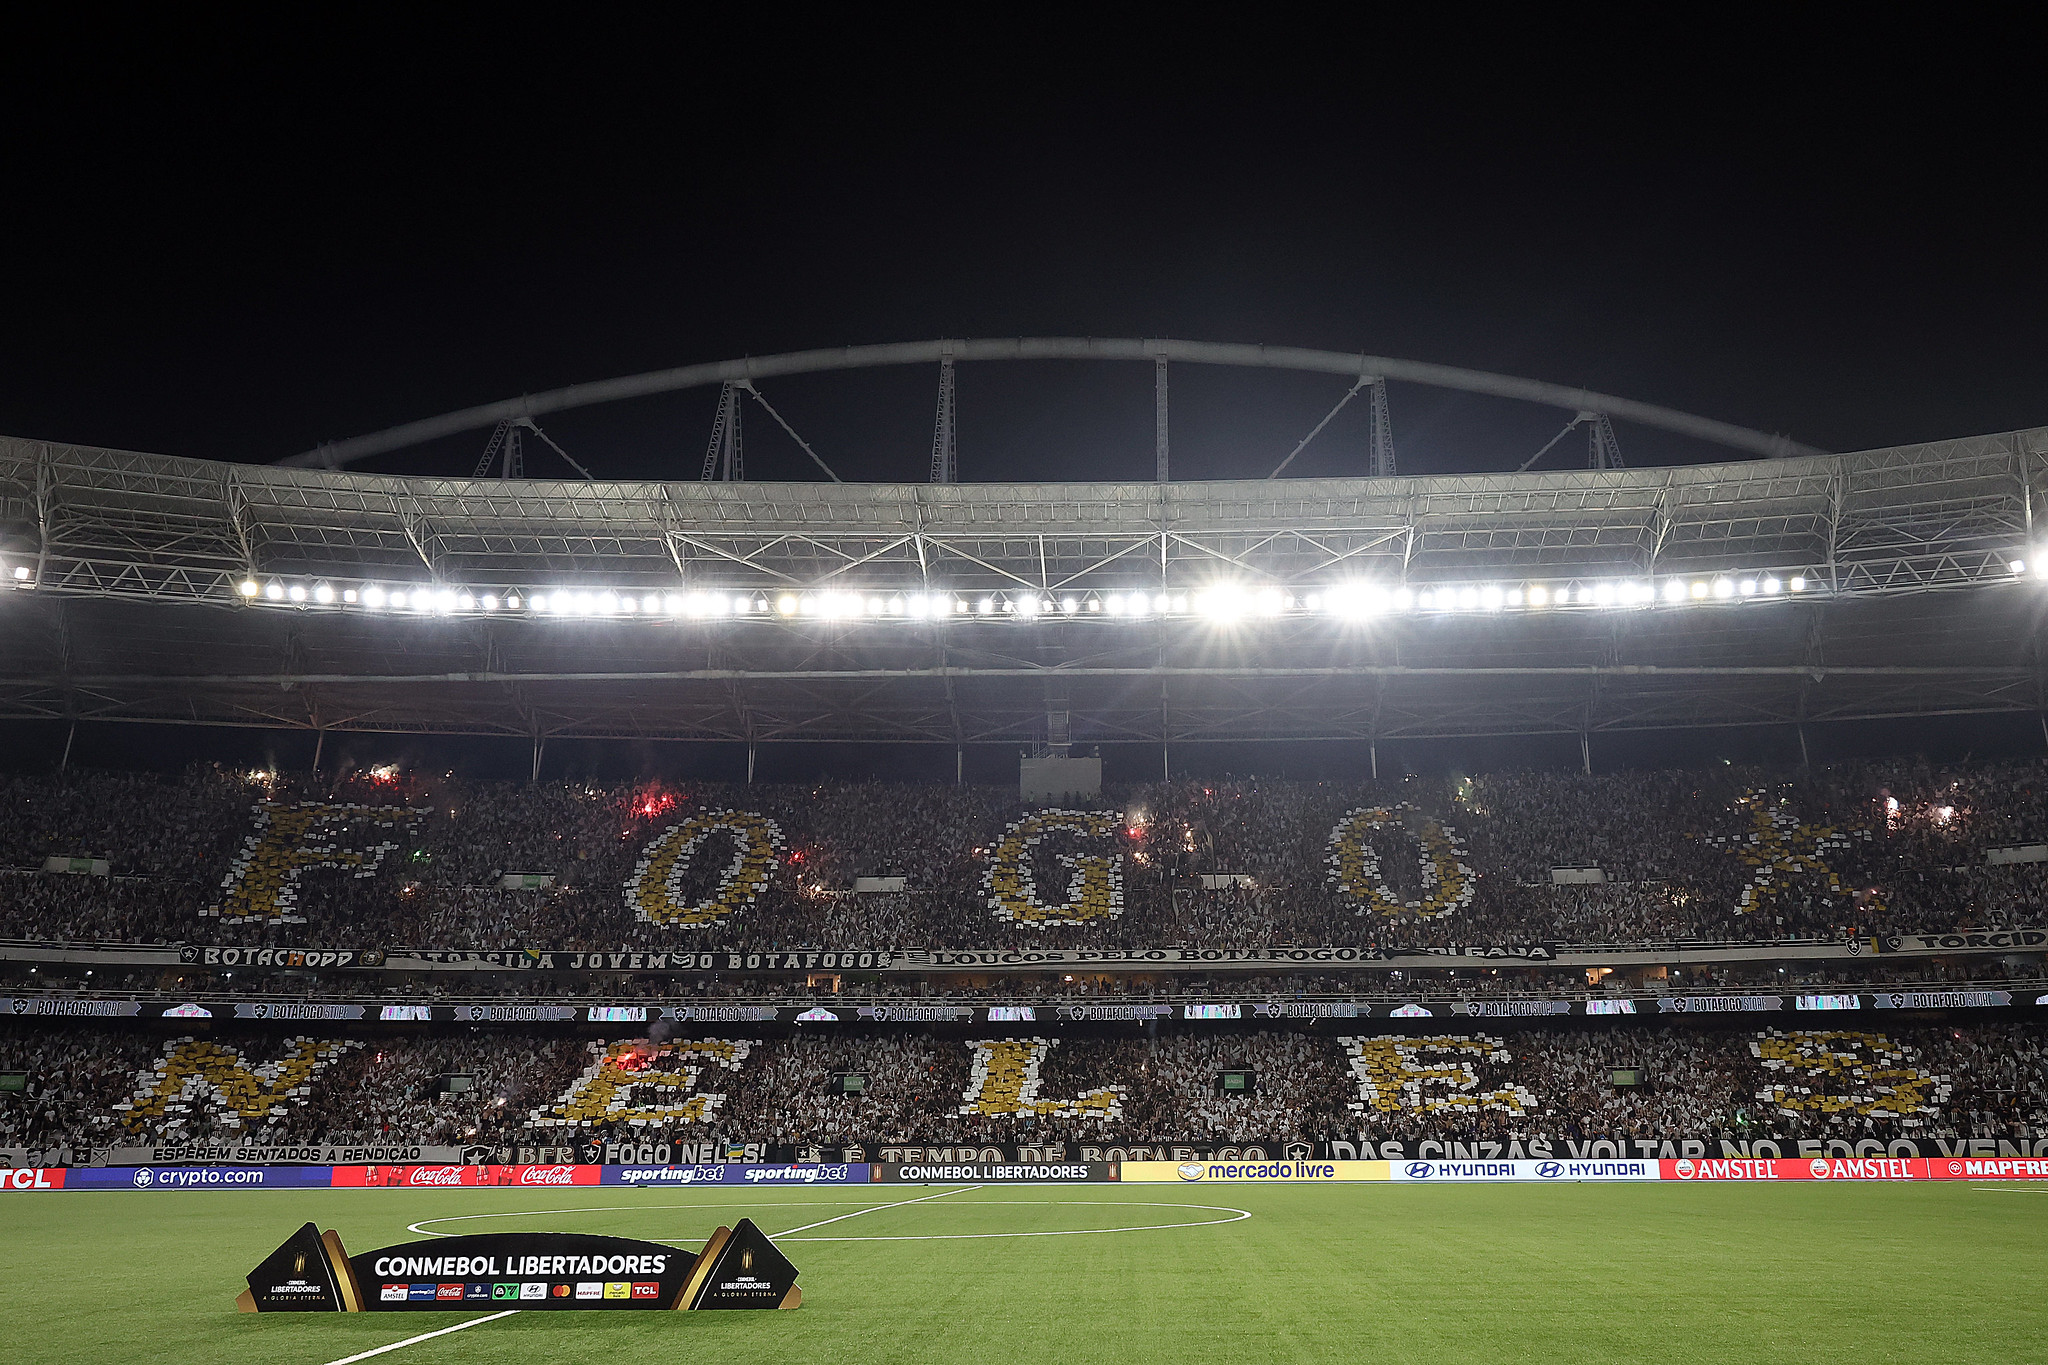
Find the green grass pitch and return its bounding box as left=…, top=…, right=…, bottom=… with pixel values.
left=5, top=1182, right=2044, bottom=1364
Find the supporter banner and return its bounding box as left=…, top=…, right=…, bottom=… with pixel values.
left=1872, top=990, right=2011, bottom=1009
left=1123, top=1159, right=1388, bottom=1183
left=872, top=1161, right=1114, bottom=1183
left=605, top=1164, right=869, bottom=1187
left=333, top=1163, right=602, bottom=1188
left=107, top=1144, right=461, bottom=1166
left=1327, top=1136, right=2048, bottom=1161
left=1391, top=1158, right=1657, bottom=1182
left=1878, top=929, right=2048, bottom=954
left=182, top=947, right=382, bottom=969
left=385, top=945, right=1575, bottom=973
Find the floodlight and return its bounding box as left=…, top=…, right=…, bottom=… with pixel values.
left=2012, top=559, right=2027, bottom=574
left=342, top=589, right=358, bottom=604
left=480, top=595, right=497, bottom=611
left=457, top=593, right=475, bottom=610
left=777, top=594, right=798, bottom=615
left=264, top=582, right=284, bottom=600
left=1789, top=576, right=1807, bottom=591
left=1061, top=596, right=1078, bottom=614
left=1663, top=580, right=1685, bottom=603
left=1712, top=579, right=1734, bottom=598
left=1762, top=578, right=1781, bottom=594
left=1480, top=585, right=1504, bottom=610
left=238, top=580, right=259, bottom=597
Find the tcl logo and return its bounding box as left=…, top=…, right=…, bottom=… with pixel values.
left=2, top=1168, right=64, bottom=1190
left=518, top=1166, right=576, bottom=1186
left=407, top=1166, right=468, bottom=1186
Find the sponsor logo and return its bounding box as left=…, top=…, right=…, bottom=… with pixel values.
left=520, top=1282, right=549, bottom=1300
left=519, top=1165, right=577, bottom=1186
left=436, top=1284, right=464, bottom=1300
left=551, top=1284, right=571, bottom=1298
left=381, top=1284, right=407, bottom=1302
left=603, top=1282, right=631, bottom=1299
left=631, top=1282, right=662, bottom=1300
left=1674, top=1159, right=1696, bottom=1180
left=1176, top=1162, right=1204, bottom=1181
left=1, top=1168, right=64, bottom=1190
left=1811, top=1158, right=1831, bottom=1179
left=409, top=1166, right=468, bottom=1187
left=575, top=1282, right=602, bottom=1299
left=409, top=1284, right=437, bottom=1301
left=132, top=1168, right=154, bottom=1188
left=1405, top=1162, right=1433, bottom=1179
left=491, top=1284, right=519, bottom=1300
left=1536, top=1162, right=1563, bottom=1179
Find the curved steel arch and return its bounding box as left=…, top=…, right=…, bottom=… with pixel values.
left=280, top=337, right=1822, bottom=470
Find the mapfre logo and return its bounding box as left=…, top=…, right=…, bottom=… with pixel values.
left=408, top=1166, right=467, bottom=1186
left=1673, top=1159, right=1696, bottom=1180
left=518, top=1165, right=576, bottom=1186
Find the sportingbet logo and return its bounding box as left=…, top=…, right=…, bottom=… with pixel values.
left=409, top=1166, right=467, bottom=1187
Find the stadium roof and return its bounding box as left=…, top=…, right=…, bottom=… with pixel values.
left=2, top=425, right=2045, bottom=749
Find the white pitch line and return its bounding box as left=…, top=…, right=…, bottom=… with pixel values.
left=771, top=1183, right=980, bottom=1237
left=318, top=1309, right=519, bottom=1365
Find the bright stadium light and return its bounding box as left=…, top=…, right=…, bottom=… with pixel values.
left=2011, top=559, right=2027, bottom=574
left=238, top=579, right=259, bottom=597
left=1480, top=585, right=1504, bottom=610
left=263, top=582, right=284, bottom=601
left=342, top=589, right=359, bottom=604
left=1527, top=584, right=1549, bottom=607
left=1790, top=576, right=1807, bottom=591
left=1663, top=580, right=1685, bottom=603
left=776, top=594, right=798, bottom=615
left=1061, top=596, right=1078, bottom=615
left=1762, top=578, right=1781, bottom=594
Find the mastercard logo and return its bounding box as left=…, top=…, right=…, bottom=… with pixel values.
left=552, top=1284, right=571, bottom=1298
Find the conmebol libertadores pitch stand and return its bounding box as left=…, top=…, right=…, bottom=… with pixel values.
left=238, top=1219, right=799, bottom=1312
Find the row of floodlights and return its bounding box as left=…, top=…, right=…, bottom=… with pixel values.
left=214, top=575, right=1835, bottom=619
left=5, top=557, right=2036, bottom=604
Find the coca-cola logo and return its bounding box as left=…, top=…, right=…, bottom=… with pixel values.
left=518, top=1165, right=576, bottom=1186
left=407, top=1166, right=467, bottom=1186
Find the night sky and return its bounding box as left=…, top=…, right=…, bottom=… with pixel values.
left=3, top=18, right=2042, bottom=777
left=5, top=18, right=2041, bottom=484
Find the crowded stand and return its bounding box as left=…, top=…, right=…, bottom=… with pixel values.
left=4, top=1020, right=2043, bottom=1161
left=3, top=760, right=2047, bottom=954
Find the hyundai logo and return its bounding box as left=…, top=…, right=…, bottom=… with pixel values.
left=1404, top=1162, right=1433, bottom=1179
left=1536, top=1161, right=1563, bottom=1179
